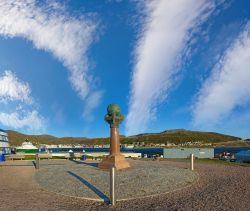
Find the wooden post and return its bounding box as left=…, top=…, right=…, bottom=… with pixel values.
left=110, top=167, right=115, bottom=205
left=190, top=154, right=194, bottom=171
left=36, top=153, right=39, bottom=169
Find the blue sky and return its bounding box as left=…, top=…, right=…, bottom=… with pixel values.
left=0, top=0, right=250, bottom=139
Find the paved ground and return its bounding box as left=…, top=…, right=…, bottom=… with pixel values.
left=33, top=159, right=197, bottom=201
left=0, top=159, right=250, bottom=211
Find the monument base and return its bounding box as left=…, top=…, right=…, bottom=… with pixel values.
left=98, top=154, right=130, bottom=170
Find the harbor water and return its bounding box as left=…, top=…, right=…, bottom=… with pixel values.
left=39, top=147, right=250, bottom=157
left=40, top=147, right=163, bottom=157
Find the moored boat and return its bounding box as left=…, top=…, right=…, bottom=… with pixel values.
left=16, top=141, right=38, bottom=153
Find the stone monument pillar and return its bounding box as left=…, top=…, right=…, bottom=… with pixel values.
left=98, top=104, right=130, bottom=170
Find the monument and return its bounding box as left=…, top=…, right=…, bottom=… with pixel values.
left=98, top=104, right=130, bottom=170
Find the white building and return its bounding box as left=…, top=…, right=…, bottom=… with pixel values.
left=0, top=129, right=11, bottom=154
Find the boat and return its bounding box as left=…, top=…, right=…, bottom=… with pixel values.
left=16, top=140, right=38, bottom=153
left=0, top=129, right=11, bottom=154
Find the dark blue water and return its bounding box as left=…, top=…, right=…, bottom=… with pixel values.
left=40, top=147, right=250, bottom=156
left=40, top=147, right=163, bottom=156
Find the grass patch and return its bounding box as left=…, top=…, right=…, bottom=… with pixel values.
left=51, top=156, right=67, bottom=159
left=24, top=155, right=36, bottom=160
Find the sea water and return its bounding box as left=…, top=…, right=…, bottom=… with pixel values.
left=40, top=147, right=163, bottom=156
left=40, top=147, right=250, bottom=156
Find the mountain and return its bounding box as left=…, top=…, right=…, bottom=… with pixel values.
left=123, top=129, right=241, bottom=145
left=7, top=130, right=91, bottom=146
left=131, top=129, right=188, bottom=137
left=6, top=129, right=245, bottom=147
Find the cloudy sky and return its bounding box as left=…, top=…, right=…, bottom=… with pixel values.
left=0, top=0, right=250, bottom=138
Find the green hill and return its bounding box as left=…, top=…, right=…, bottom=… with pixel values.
left=6, top=129, right=244, bottom=147
left=7, top=130, right=110, bottom=146
left=122, top=129, right=242, bottom=145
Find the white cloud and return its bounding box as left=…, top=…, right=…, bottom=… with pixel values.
left=0, top=0, right=100, bottom=102
left=0, top=70, right=33, bottom=104
left=192, top=22, right=250, bottom=127
left=0, top=70, right=45, bottom=131
left=126, top=0, right=217, bottom=135
left=83, top=90, right=103, bottom=122
left=0, top=110, right=44, bottom=131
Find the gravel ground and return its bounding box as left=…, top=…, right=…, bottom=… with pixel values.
left=0, top=159, right=249, bottom=211
left=33, top=160, right=197, bottom=200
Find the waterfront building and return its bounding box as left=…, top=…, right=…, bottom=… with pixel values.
left=163, top=148, right=214, bottom=159
left=0, top=129, right=11, bottom=154
left=102, top=144, right=110, bottom=148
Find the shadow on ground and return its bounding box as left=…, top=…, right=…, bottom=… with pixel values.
left=67, top=171, right=109, bottom=202
left=70, top=160, right=99, bottom=168
left=0, top=161, right=65, bottom=168
left=0, top=164, right=35, bottom=167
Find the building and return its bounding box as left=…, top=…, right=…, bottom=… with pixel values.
left=163, top=148, right=214, bottom=159
left=0, top=129, right=11, bottom=154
